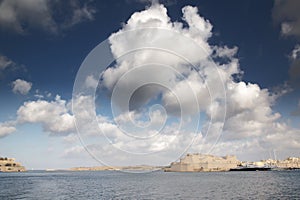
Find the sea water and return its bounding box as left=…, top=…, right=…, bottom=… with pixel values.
left=0, top=170, right=299, bottom=199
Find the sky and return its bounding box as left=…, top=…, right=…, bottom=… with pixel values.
left=0, top=0, right=300, bottom=169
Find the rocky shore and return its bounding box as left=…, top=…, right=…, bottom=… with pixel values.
left=69, top=165, right=163, bottom=171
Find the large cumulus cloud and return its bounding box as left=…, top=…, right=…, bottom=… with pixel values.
left=95, top=3, right=299, bottom=163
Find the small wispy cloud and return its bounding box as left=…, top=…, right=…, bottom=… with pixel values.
left=272, top=0, right=300, bottom=37
left=11, top=79, right=32, bottom=95
left=272, top=1, right=300, bottom=87
left=0, top=54, right=14, bottom=70
left=0, top=122, right=16, bottom=138
left=0, top=54, right=17, bottom=79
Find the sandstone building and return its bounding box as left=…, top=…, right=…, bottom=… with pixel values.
left=0, top=157, right=26, bottom=172
left=262, top=157, right=300, bottom=169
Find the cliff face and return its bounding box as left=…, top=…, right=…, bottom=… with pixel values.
left=165, top=154, right=240, bottom=172
left=0, top=157, right=26, bottom=172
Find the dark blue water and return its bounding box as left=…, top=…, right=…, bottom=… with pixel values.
left=0, top=170, right=299, bottom=199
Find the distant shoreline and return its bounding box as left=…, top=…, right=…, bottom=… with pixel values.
left=2, top=154, right=299, bottom=173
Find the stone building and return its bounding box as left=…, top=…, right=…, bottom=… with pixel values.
left=0, top=157, right=26, bottom=172
left=262, top=157, right=300, bottom=169
left=165, top=153, right=240, bottom=172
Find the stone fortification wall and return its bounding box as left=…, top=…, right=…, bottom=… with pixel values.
left=166, top=154, right=240, bottom=172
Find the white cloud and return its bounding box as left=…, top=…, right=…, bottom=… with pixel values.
left=262, top=124, right=300, bottom=150
left=62, top=145, right=89, bottom=159
left=17, top=95, right=75, bottom=134
left=271, top=82, right=293, bottom=99
left=204, top=81, right=282, bottom=142
left=181, top=5, right=212, bottom=41
left=115, top=109, right=166, bottom=127
left=0, top=123, right=16, bottom=138
left=103, top=3, right=215, bottom=116
left=291, top=45, right=300, bottom=60
left=90, top=3, right=300, bottom=165
left=102, top=3, right=234, bottom=119
left=63, top=134, right=79, bottom=144
left=12, top=79, right=32, bottom=95
left=65, top=0, right=96, bottom=28
left=84, top=75, right=98, bottom=89
left=213, top=45, right=238, bottom=59
left=289, top=45, right=300, bottom=85
left=1, top=94, right=100, bottom=138
left=0, top=0, right=96, bottom=34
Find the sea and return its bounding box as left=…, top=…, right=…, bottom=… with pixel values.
left=0, top=170, right=299, bottom=199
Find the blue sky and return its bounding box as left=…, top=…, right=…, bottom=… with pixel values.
left=0, top=0, right=300, bottom=169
